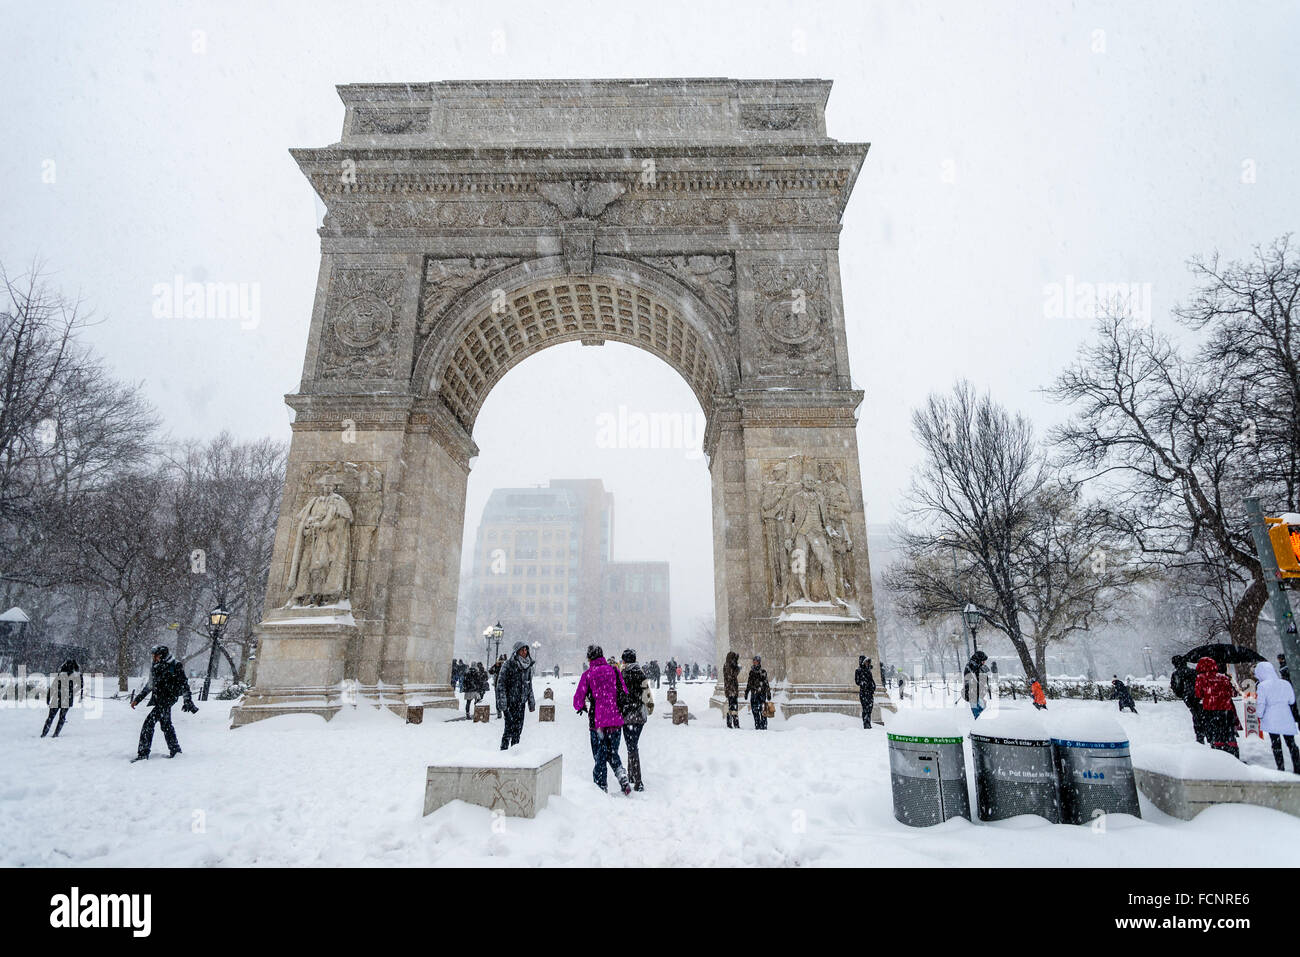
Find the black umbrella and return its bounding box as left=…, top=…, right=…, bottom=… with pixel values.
left=1179, top=643, right=1265, bottom=667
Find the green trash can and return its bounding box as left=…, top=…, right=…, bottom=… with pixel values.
left=970, top=709, right=1060, bottom=822
left=886, top=710, right=970, bottom=826
left=1048, top=712, right=1141, bottom=824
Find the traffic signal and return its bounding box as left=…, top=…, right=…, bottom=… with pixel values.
left=1266, top=517, right=1300, bottom=578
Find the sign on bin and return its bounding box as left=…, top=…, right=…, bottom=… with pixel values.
left=1052, top=737, right=1141, bottom=823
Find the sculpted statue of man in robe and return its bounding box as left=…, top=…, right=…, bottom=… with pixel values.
left=760, top=461, right=796, bottom=606
left=286, top=482, right=354, bottom=606
left=784, top=474, right=842, bottom=604
left=819, top=462, right=857, bottom=599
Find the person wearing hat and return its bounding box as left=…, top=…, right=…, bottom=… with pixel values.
left=573, top=644, right=633, bottom=794
left=962, top=650, right=990, bottom=720
left=616, top=649, right=653, bottom=791
left=129, top=645, right=197, bottom=762
left=497, top=641, right=536, bottom=750
left=42, top=658, right=83, bottom=738
left=854, top=655, right=877, bottom=729
left=744, top=655, right=771, bottom=730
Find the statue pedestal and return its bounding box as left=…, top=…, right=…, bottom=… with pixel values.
left=230, top=605, right=458, bottom=728
left=711, top=605, right=895, bottom=723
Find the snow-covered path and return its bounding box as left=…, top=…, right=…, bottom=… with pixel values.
left=3, top=678, right=1298, bottom=867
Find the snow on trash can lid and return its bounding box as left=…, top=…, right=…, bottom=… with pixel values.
left=1047, top=711, right=1129, bottom=746
left=885, top=707, right=965, bottom=743
left=970, top=709, right=1050, bottom=742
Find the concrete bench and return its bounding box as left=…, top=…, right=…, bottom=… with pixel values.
left=672, top=702, right=690, bottom=724
left=424, top=750, right=563, bottom=819
left=1135, top=767, right=1300, bottom=820
left=473, top=704, right=491, bottom=723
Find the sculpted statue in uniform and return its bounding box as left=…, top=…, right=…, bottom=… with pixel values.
left=784, top=474, right=842, bottom=604
left=286, top=482, right=354, bottom=606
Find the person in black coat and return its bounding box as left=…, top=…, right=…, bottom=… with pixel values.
left=1110, top=676, right=1138, bottom=714
left=1170, top=655, right=1203, bottom=742
left=463, top=662, right=488, bottom=717
left=498, top=642, right=536, bottom=750
left=130, top=645, right=197, bottom=761
left=854, top=655, right=877, bottom=729
left=744, top=656, right=771, bottom=730
left=42, top=659, right=83, bottom=738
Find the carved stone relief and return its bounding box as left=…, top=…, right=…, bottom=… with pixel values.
left=759, top=456, right=857, bottom=606
left=417, top=257, right=521, bottom=353
left=640, top=254, right=736, bottom=332
left=317, top=269, right=404, bottom=380
left=749, top=260, right=836, bottom=377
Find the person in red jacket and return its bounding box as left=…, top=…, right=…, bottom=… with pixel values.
left=1194, top=656, right=1240, bottom=758
left=1031, top=680, right=1047, bottom=711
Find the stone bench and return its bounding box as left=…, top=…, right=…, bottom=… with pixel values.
left=473, top=704, right=491, bottom=723
left=672, top=702, right=690, bottom=724
left=424, top=750, right=563, bottom=819
left=1135, top=767, right=1300, bottom=821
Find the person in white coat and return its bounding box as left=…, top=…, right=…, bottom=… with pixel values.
left=1254, top=661, right=1300, bottom=773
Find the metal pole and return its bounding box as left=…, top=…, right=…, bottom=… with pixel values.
left=200, top=624, right=222, bottom=701
left=1245, top=496, right=1300, bottom=705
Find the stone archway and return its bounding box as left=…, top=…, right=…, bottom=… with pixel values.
left=232, top=78, right=882, bottom=727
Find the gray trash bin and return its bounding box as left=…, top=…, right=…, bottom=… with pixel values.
left=886, top=710, right=970, bottom=826
left=970, top=710, right=1060, bottom=822
left=1049, top=713, right=1141, bottom=824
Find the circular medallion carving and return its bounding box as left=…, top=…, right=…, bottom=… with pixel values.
left=760, top=296, right=822, bottom=346
left=333, top=294, right=393, bottom=349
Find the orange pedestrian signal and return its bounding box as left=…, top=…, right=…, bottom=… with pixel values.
left=1266, top=517, right=1300, bottom=578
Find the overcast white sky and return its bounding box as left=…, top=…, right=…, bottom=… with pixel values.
left=2, top=0, right=1297, bottom=646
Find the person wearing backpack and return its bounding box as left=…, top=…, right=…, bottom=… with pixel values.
left=617, top=649, right=653, bottom=791
left=744, top=655, right=771, bottom=730
left=573, top=645, right=633, bottom=794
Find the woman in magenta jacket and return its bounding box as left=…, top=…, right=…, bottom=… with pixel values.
left=574, top=644, right=633, bottom=794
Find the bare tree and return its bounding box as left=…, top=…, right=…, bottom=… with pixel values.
left=887, top=382, right=1140, bottom=683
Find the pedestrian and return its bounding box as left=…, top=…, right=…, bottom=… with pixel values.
left=1195, top=656, right=1240, bottom=758
left=897, top=672, right=907, bottom=701
left=1030, top=679, right=1047, bottom=711
left=962, top=650, right=990, bottom=719
left=42, top=658, right=83, bottom=738
left=498, top=642, right=536, bottom=750
left=129, top=645, right=197, bottom=762
left=1169, top=655, right=1205, bottom=743
left=744, top=655, right=771, bottom=730
left=573, top=645, right=632, bottom=794
left=722, top=651, right=741, bottom=729
left=666, top=658, right=677, bottom=689
left=489, top=655, right=507, bottom=719
left=463, top=661, right=487, bottom=718
left=1279, top=655, right=1300, bottom=726
left=553, top=664, right=559, bottom=679
left=1110, top=676, right=1138, bottom=714
left=1254, top=660, right=1299, bottom=772
left=617, top=649, right=653, bottom=791
left=854, top=655, right=876, bottom=729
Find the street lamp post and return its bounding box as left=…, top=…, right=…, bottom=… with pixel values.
left=482, top=621, right=504, bottom=664
left=199, top=603, right=230, bottom=702
left=962, top=603, right=980, bottom=657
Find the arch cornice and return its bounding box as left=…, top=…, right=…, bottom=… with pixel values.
left=412, top=253, right=740, bottom=430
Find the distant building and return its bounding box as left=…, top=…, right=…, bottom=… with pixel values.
left=462, top=480, right=671, bottom=671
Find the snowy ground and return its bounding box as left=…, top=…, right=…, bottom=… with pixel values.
left=3, top=676, right=1299, bottom=867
